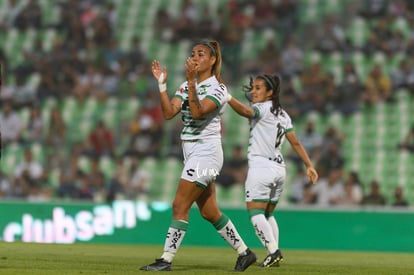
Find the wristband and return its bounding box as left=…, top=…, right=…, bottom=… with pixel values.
left=158, top=73, right=166, bottom=93
left=227, top=93, right=232, bottom=102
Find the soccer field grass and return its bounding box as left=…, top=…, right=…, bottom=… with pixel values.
left=1, top=243, right=414, bottom=275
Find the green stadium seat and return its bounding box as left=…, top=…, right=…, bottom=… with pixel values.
left=346, top=16, right=370, bottom=48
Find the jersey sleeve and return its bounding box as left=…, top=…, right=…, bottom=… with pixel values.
left=206, top=83, right=227, bottom=107
left=251, top=102, right=267, bottom=120
left=174, top=82, right=187, bottom=100
left=283, top=110, right=294, bottom=132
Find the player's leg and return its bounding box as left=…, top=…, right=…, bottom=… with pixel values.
left=140, top=178, right=204, bottom=271
left=247, top=201, right=278, bottom=255
left=245, top=166, right=282, bottom=267
left=260, top=176, right=285, bottom=267
left=196, top=183, right=257, bottom=271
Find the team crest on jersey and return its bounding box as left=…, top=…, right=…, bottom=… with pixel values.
left=198, top=84, right=210, bottom=95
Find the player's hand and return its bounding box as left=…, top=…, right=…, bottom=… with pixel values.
left=185, top=57, right=197, bottom=81
left=306, top=167, right=318, bottom=184
left=151, top=60, right=167, bottom=83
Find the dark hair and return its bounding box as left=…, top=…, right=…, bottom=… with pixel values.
left=243, top=74, right=282, bottom=116
left=193, top=39, right=223, bottom=83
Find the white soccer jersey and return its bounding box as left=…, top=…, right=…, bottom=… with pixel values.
left=174, top=76, right=227, bottom=141
left=248, top=101, right=293, bottom=167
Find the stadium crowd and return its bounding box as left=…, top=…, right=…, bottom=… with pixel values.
left=0, top=0, right=413, bottom=207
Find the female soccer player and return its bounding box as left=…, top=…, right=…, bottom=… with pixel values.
left=227, top=74, right=318, bottom=267
left=140, top=40, right=257, bottom=272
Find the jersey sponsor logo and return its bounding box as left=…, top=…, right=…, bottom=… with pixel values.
left=213, top=88, right=224, bottom=100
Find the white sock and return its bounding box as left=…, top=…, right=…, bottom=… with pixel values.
left=214, top=215, right=248, bottom=255
left=251, top=214, right=277, bottom=254
left=267, top=215, right=279, bottom=250
left=161, top=220, right=188, bottom=262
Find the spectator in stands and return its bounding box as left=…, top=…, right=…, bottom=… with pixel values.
left=312, top=170, right=344, bottom=207
left=197, top=6, right=216, bottom=39
left=72, top=63, right=104, bottom=99
left=280, top=36, right=304, bottom=78
left=102, top=1, right=117, bottom=30
left=104, top=39, right=124, bottom=73
left=251, top=0, right=276, bottom=31
left=86, top=120, right=115, bottom=159
left=86, top=157, right=107, bottom=202
left=56, top=153, right=80, bottom=200
left=165, top=118, right=183, bottom=160
left=45, top=107, right=66, bottom=147
left=336, top=61, right=363, bottom=116
left=288, top=166, right=309, bottom=204
left=37, top=60, right=61, bottom=100
left=398, top=124, right=414, bottom=153
left=0, top=0, right=21, bottom=30
left=340, top=171, right=363, bottom=206
left=123, top=155, right=150, bottom=201
left=319, top=125, right=344, bottom=160
left=314, top=16, right=345, bottom=54
left=0, top=101, right=25, bottom=147
left=280, top=77, right=303, bottom=121
left=360, top=180, right=386, bottom=206
left=359, top=0, right=389, bottom=19
left=65, top=16, right=87, bottom=49
left=101, top=65, right=120, bottom=97
left=153, top=7, right=173, bottom=41
left=242, top=35, right=281, bottom=75
left=10, top=75, right=37, bottom=109
left=25, top=106, right=45, bottom=144
left=126, top=36, right=147, bottom=72
left=300, top=62, right=328, bottom=114
left=392, top=186, right=409, bottom=207
left=170, top=0, right=197, bottom=42
left=80, top=1, right=97, bottom=28
left=128, top=97, right=163, bottom=158
left=14, top=0, right=42, bottom=30
left=218, top=1, right=251, bottom=82
left=216, top=144, right=248, bottom=189
left=0, top=169, right=12, bottom=198
left=362, top=63, right=393, bottom=105
left=45, top=107, right=66, bottom=168
left=387, top=31, right=406, bottom=54
left=76, top=170, right=94, bottom=200
left=91, top=14, right=113, bottom=47
left=317, top=142, right=345, bottom=179
left=364, top=18, right=393, bottom=55
left=13, top=147, right=47, bottom=200
left=274, top=0, right=298, bottom=41
left=390, top=59, right=414, bottom=90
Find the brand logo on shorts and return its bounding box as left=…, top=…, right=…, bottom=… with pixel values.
left=195, top=162, right=219, bottom=178
left=186, top=168, right=195, bottom=177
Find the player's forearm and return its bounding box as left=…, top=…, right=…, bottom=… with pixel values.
left=228, top=97, right=254, bottom=118
left=187, top=80, right=204, bottom=119
left=292, top=142, right=314, bottom=168
left=159, top=92, right=177, bottom=120
left=287, top=132, right=314, bottom=168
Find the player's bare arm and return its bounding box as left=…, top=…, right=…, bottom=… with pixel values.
left=152, top=60, right=181, bottom=120
left=228, top=97, right=254, bottom=118
left=286, top=131, right=318, bottom=184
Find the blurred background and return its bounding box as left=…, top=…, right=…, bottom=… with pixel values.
left=0, top=0, right=414, bottom=209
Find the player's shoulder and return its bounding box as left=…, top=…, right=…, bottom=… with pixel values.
left=176, top=81, right=189, bottom=97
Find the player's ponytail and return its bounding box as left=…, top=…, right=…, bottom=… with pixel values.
left=263, top=74, right=282, bottom=116
left=196, top=40, right=223, bottom=83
